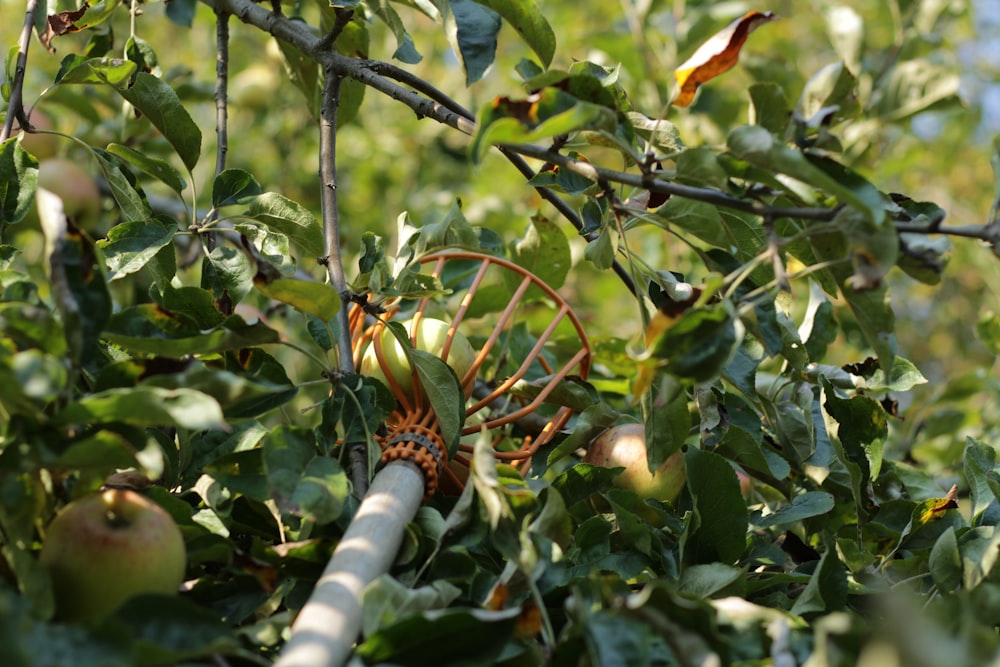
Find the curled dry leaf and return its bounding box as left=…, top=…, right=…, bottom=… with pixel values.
left=673, top=10, right=778, bottom=107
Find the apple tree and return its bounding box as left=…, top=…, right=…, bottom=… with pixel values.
left=2, top=0, right=1000, bottom=665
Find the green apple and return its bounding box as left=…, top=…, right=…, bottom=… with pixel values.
left=18, top=110, right=60, bottom=160
left=584, top=423, right=686, bottom=504
left=230, top=63, right=283, bottom=110
left=40, top=488, right=187, bottom=621
left=37, top=157, right=101, bottom=225
left=360, top=317, right=478, bottom=404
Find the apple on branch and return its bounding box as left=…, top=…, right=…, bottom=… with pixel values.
left=584, top=423, right=686, bottom=504
left=360, top=317, right=478, bottom=403
left=39, top=488, right=187, bottom=621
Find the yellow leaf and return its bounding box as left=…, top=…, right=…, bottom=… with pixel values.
left=916, top=484, right=960, bottom=527
left=673, top=10, right=778, bottom=107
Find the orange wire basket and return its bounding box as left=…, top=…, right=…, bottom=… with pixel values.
left=350, top=251, right=592, bottom=499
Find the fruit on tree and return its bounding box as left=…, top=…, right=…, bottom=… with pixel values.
left=39, top=488, right=187, bottom=621
left=18, top=109, right=60, bottom=160
left=584, top=423, right=686, bottom=503
left=230, top=63, right=283, bottom=110
left=360, top=317, right=478, bottom=403
left=37, top=157, right=101, bottom=225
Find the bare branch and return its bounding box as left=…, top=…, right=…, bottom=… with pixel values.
left=213, top=8, right=231, bottom=180
left=1, top=0, right=40, bottom=143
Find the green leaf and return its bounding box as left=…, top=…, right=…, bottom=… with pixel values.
left=0, top=139, right=38, bottom=228
left=964, top=437, right=998, bottom=526
left=648, top=198, right=764, bottom=260
left=106, top=594, right=239, bottom=661
left=118, top=72, right=202, bottom=171
left=368, top=0, right=422, bottom=63
left=471, top=88, right=617, bottom=162
left=255, top=277, right=342, bottom=321
left=824, top=381, right=887, bottom=485
left=245, top=192, right=323, bottom=257
left=103, top=311, right=280, bottom=358
left=546, top=401, right=619, bottom=465
left=55, top=55, right=137, bottom=87
left=0, top=302, right=67, bottom=355
left=91, top=149, right=151, bottom=222
left=976, top=309, right=1000, bottom=355
left=875, top=59, right=961, bottom=121
left=202, top=246, right=254, bottom=306
left=958, top=526, right=1000, bottom=590
left=508, top=215, right=571, bottom=292
left=824, top=5, right=863, bottom=74
left=583, top=226, right=614, bottom=269
left=362, top=576, right=463, bottom=636
left=645, top=378, right=690, bottom=469
left=212, top=168, right=262, bottom=207
left=796, top=61, right=858, bottom=125
left=864, top=356, right=928, bottom=392
left=55, top=386, right=226, bottom=430
left=263, top=427, right=348, bottom=524
left=751, top=492, right=836, bottom=528
left=508, top=374, right=598, bottom=412
left=727, top=125, right=884, bottom=224
left=789, top=549, right=848, bottom=617
left=808, top=221, right=897, bottom=369
left=106, top=143, right=186, bottom=195
left=928, top=526, right=962, bottom=593
left=355, top=606, right=520, bottom=664
left=411, top=348, right=465, bottom=456
left=683, top=447, right=748, bottom=565
left=678, top=563, right=745, bottom=598
left=473, top=0, right=556, bottom=67
left=98, top=218, right=175, bottom=280
left=647, top=303, right=743, bottom=383
left=435, top=0, right=501, bottom=85
left=142, top=364, right=296, bottom=420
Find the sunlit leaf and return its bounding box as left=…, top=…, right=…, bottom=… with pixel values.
left=55, top=386, right=226, bottom=430
left=254, top=277, right=342, bottom=321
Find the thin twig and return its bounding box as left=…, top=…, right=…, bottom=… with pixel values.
left=1, top=0, right=40, bottom=143
left=504, top=142, right=841, bottom=222
left=203, top=7, right=232, bottom=252
left=214, top=8, right=230, bottom=180
left=365, top=60, right=475, bottom=121
left=498, top=147, right=638, bottom=297
left=318, top=70, right=355, bottom=375
left=318, top=62, right=368, bottom=497
left=316, top=7, right=355, bottom=52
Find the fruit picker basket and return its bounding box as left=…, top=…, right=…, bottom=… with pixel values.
left=349, top=250, right=593, bottom=499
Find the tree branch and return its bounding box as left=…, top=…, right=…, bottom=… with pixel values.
left=318, top=62, right=368, bottom=501
left=1, top=0, right=40, bottom=142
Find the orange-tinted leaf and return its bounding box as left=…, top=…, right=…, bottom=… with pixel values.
left=514, top=600, right=543, bottom=638
left=673, top=10, right=778, bottom=107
